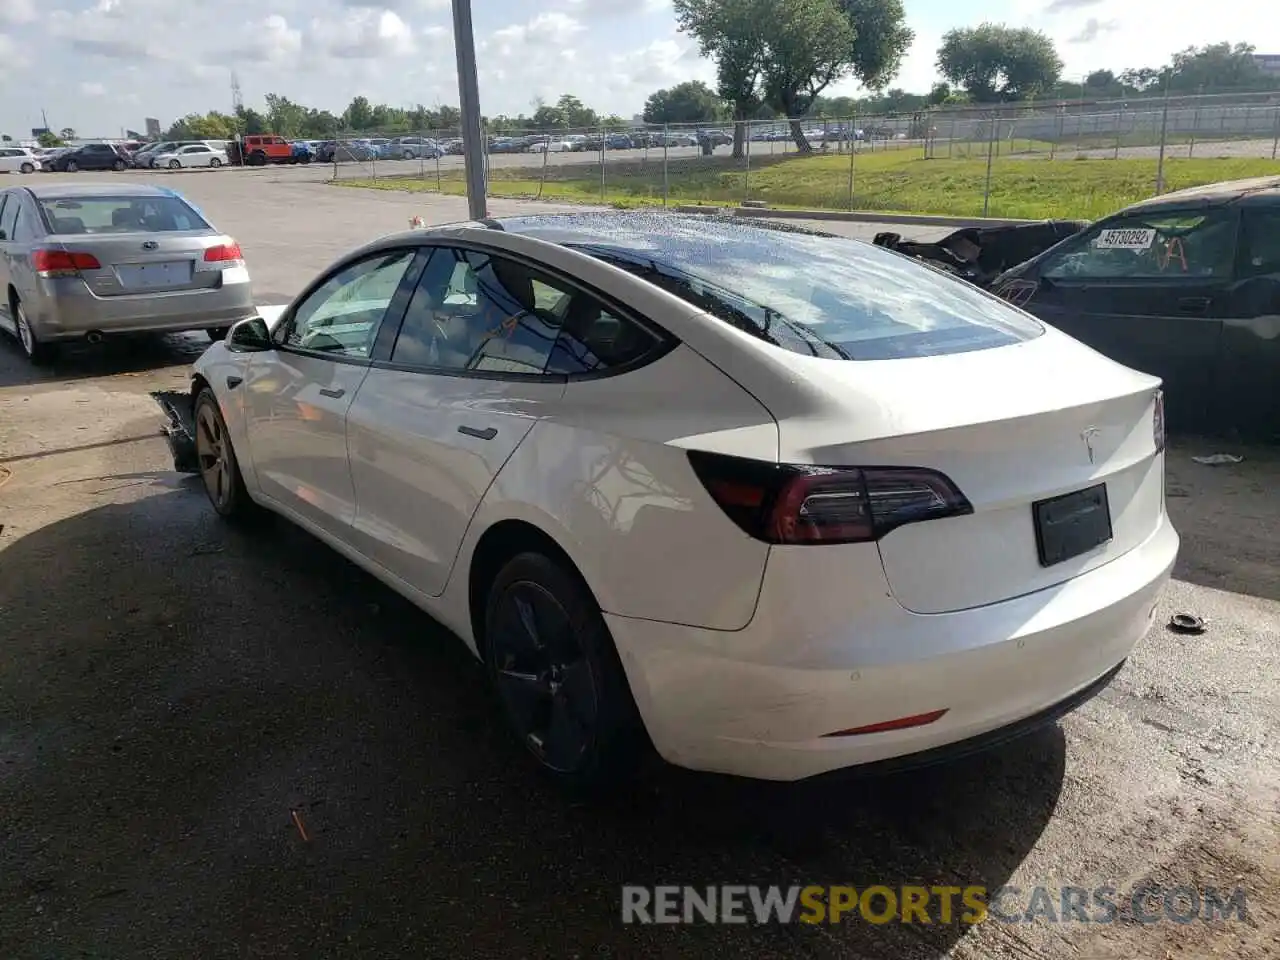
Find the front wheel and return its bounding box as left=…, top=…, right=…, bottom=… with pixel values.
left=168, top=159, right=181, bottom=169
left=484, top=552, right=647, bottom=790
left=194, top=388, right=257, bottom=522
left=209, top=157, right=222, bottom=168
left=65, top=160, right=78, bottom=172
left=20, top=162, right=33, bottom=174
left=112, top=159, right=125, bottom=171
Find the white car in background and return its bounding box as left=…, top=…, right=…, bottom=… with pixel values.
left=0, top=147, right=41, bottom=174
left=153, top=144, right=228, bottom=169
left=528, top=137, right=575, bottom=153
left=182, top=213, right=1177, bottom=788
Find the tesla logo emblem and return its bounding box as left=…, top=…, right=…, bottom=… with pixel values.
left=1081, top=427, right=1100, bottom=464
left=142, top=240, right=158, bottom=250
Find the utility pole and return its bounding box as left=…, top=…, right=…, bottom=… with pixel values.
left=452, top=0, right=487, bottom=219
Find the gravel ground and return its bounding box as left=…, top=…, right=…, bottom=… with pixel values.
left=0, top=179, right=1277, bottom=959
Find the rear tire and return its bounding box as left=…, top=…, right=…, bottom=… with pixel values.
left=112, top=159, right=125, bottom=171
left=65, top=160, right=78, bottom=173
left=209, top=157, right=222, bottom=168
left=194, top=387, right=257, bottom=522
left=168, top=159, right=181, bottom=169
left=10, top=295, right=56, bottom=365
left=250, top=151, right=267, bottom=167
left=484, top=551, right=647, bottom=792
left=20, top=162, right=33, bottom=174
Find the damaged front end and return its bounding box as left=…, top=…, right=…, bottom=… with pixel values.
left=872, top=220, right=1089, bottom=289
left=152, top=389, right=200, bottom=474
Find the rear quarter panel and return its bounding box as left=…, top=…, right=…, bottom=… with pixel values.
left=451, top=345, right=779, bottom=634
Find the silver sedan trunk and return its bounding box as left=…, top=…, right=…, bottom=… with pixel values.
left=0, top=182, right=256, bottom=363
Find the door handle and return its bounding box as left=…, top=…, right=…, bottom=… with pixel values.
left=1177, top=296, right=1211, bottom=314
left=225, top=375, right=242, bottom=389
left=318, top=387, right=345, bottom=398
left=458, top=425, right=497, bottom=440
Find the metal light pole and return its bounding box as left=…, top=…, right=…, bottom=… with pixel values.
left=451, top=0, right=486, bottom=219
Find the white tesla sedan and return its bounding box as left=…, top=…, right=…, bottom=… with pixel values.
left=186, top=213, right=1178, bottom=786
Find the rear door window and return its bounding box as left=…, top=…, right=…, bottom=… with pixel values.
left=1237, top=208, right=1280, bottom=279
left=0, top=196, right=19, bottom=241
left=1042, top=208, right=1238, bottom=280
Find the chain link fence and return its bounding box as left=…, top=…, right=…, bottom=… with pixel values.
left=144, top=89, right=1279, bottom=220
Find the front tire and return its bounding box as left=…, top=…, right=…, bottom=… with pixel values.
left=65, top=160, right=79, bottom=173
left=20, top=162, right=33, bottom=174
left=209, top=157, right=222, bottom=168
left=11, top=296, right=56, bottom=365
left=168, top=159, right=181, bottom=169
left=112, top=159, right=125, bottom=171
left=193, top=388, right=256, bottom=521
left=484, top=552, right=646, bottom=790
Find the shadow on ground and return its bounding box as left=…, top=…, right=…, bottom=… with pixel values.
left=0, top=486, right=1067, bottom=958
left=0, top=332, right=210, bottom=390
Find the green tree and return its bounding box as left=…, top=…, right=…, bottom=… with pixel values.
left=643, top=80, right=727, bottom=124
left=264, top=94, right=308, bottom=138
left=1166, top=42, right=1273, bottom=92
left=555, top=94, right=598, bottom=130
left=673, top=0, right=766, bottom=157
left=936, top=23, right=1063, bottom=102
left=677, top=0, right=913, bottom=154
left=345, top=96, right=376, bottom=131
left=1118, top=67, right=1162, bottom=93
left=235, top=105, right=268, bottom=135
left=37, top=132, right=63, bottom=148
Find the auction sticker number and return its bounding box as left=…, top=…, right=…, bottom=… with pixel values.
left=1094, top=228, right=1156, bottom=250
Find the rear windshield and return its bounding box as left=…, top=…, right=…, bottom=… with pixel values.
left=573, top=224, right=1043, bottom=360
left=38, top=195, right=210, bottom=235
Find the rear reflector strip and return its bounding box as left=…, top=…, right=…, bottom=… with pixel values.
left=822, top=709, right=948, bottom=738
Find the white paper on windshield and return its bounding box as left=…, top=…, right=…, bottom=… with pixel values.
left=1094, top=228, right=1156, bottom=250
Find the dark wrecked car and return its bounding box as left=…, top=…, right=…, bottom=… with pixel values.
left=872, top=220, right=1088, bottom=290
left=989, top=177, right=1280, bottom=441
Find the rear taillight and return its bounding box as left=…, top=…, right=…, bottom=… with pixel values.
left=204, top=241, right=243, bottom=263
left=32, top=249, right=101, bottom=278
left=1153, top=390, right=1165, bottom=454
left=687, top=451, right=973, bottom=545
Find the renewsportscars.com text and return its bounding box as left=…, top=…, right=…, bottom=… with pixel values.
left=621, top=884, right=1249, bottom=925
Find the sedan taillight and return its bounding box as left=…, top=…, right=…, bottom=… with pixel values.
left=687, top=450, right=973, bottom=545
left=204, top=241, right=243, bottom=263
left=32, top=249, right=101, bottom=278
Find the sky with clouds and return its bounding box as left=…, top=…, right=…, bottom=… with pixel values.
left=0, top=0, right=1275, bottom=137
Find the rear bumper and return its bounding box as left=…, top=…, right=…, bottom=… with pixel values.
left=27, top=269, right=255, bottom=339
left=605, top=516, right=1178, bottom=782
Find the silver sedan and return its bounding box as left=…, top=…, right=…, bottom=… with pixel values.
left=0, top=182, right=257, bottom=364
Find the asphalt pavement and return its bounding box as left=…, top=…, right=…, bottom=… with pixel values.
left=0, top=174, right=1277, bottom=959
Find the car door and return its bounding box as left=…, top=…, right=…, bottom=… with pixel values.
left=0, top=149, right=18, bottom=173
left=1009, top=206, right=1236, bottom=433
left=344, top=245, right=585, bottom=597
left=1214, top=204, right=1280, bottom=438
left=182, top=145, right=210, bottom=167
left=242, top=246, right=420, bottom=539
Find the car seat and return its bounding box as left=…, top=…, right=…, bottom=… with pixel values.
left=50, top=216, right=86, bottom=234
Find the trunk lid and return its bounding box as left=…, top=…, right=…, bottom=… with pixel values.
left=769, top=332, right=1165, bottom=614
left=56, top=231, right=230, bottom=296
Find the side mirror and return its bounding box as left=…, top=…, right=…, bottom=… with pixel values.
left=227, top=315, right=273, bottom=352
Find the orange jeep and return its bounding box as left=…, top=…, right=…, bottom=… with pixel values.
left=228, top=135, right=297, bottom=166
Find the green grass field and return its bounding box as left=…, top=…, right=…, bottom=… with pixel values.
left=335, top=149, right=1280, bottom=220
